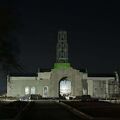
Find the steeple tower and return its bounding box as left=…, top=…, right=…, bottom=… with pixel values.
left=56, top=31, right=68, bottom=63
left=54, top=31, right=70, bottom=69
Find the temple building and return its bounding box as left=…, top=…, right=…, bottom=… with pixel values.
left=7, top=31, right=119, bottom=99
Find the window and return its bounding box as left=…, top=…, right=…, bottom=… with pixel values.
left=25, top=86, right=29, bottom=95
left=43, top=86, right=48, bottom=97
left=83, top=88, right=87, bottom=95
left=31, top=87, right=35, bottom=94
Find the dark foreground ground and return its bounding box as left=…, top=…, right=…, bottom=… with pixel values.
left=20, top=101, right=82, bottom=120
left=0, top=101, right=28, bottom=119
left=1, top=100, right=120, bottom=120
left=64, top=101, right=120, bottom=119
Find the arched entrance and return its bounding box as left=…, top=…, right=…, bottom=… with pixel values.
left=59, top=77, right=71, bottom=99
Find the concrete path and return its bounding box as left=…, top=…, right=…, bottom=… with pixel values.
left=20, top=101, right=83, bottom=120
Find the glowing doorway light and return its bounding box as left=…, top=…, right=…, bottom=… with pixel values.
left=60, top=80, right=71, bottom=96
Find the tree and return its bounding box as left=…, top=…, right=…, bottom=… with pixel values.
left=0, top=2, right=21, bottom=72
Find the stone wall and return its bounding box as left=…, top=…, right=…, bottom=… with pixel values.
left=7, top=67, right=84, bottom=98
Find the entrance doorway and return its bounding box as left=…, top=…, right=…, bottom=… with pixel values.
left=59, top=77, right=71, bottom=99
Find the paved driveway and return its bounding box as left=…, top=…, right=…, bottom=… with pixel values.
left=21, top=101, right=83, bottom=120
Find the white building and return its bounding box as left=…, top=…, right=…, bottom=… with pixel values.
left=7, top=31, right=119, bottom=99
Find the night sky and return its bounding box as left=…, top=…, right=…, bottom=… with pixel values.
left=2, top=1, right=120, bottom=73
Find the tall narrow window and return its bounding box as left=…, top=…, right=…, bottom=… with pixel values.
left=43, top=86, right=48, bottom=97
left=25, top=86, right=29, bottom=95
left=31, top=87, right=35, bottom=94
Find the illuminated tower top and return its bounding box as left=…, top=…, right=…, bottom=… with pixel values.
left=56, top=31, right=68, bottom=63
left=54, top=31, right=70, bottom=69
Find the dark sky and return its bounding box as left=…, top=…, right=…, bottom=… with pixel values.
left=3, top=1, right=120, bottom=73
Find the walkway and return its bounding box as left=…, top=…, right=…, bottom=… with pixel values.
left=21, top=101, right=83, bottom=120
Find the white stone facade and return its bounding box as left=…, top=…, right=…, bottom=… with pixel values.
left=7, top=67, right=119, bottom=99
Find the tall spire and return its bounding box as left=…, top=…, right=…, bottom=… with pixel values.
left=56, top=31, right=68, bottom=63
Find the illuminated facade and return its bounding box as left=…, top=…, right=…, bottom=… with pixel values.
left=7, top=31, right=119, bottom=99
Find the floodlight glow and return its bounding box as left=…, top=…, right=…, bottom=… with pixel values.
left=60, top=80, right=71, bottom=96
